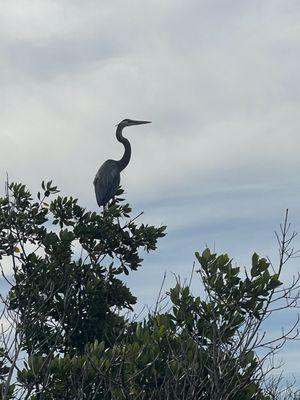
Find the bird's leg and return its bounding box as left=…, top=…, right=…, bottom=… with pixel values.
left=112, top=195, right=121, bottom=227
left=102, top=205, right=108, bottom=216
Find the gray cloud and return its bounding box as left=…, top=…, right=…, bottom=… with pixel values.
left=1, top=0, right=300, bottom=381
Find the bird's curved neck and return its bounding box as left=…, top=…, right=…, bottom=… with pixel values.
left=116, top=125, right=131, bottom=171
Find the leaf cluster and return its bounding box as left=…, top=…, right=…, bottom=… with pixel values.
left=0, top=182, right=297, bottom=400
left=0, top=182, right=166, bottom=356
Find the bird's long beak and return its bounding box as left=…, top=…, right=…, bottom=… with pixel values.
left=131, top=120, right=151, bottom=125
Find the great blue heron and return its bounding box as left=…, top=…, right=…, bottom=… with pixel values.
left=94, top=119, right=151, bottom=207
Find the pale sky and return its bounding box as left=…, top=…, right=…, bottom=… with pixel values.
left=1, top=0, right=300, bottom=383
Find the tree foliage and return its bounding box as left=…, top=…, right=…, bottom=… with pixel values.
left=0, top=182, right=299, bottom=399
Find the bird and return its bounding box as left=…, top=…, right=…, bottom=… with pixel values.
left=94, top=119, right=151, bottom=207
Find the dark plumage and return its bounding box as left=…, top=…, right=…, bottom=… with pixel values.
left=94, top=119, right=151, bottom=207
left=94, top=160, right=120, bottom=206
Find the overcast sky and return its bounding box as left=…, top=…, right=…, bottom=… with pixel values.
left=1, top=0, right=300, bottom=383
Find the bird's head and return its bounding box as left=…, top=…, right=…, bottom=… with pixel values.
left=117, top=119, right=151, bottom=128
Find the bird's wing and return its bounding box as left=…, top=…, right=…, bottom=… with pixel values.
left=93, top=160, right=120, bottom=206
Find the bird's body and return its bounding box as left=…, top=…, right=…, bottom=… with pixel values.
left=94, top=119, right=151, bottom=207
left=94, top=160, right=120, bottom=207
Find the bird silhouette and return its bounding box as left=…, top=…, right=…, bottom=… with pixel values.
left=94, top=119, right=151, bottom=207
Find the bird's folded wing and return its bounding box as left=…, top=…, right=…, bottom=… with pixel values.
left=94, top=160, right=120, bottom=206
